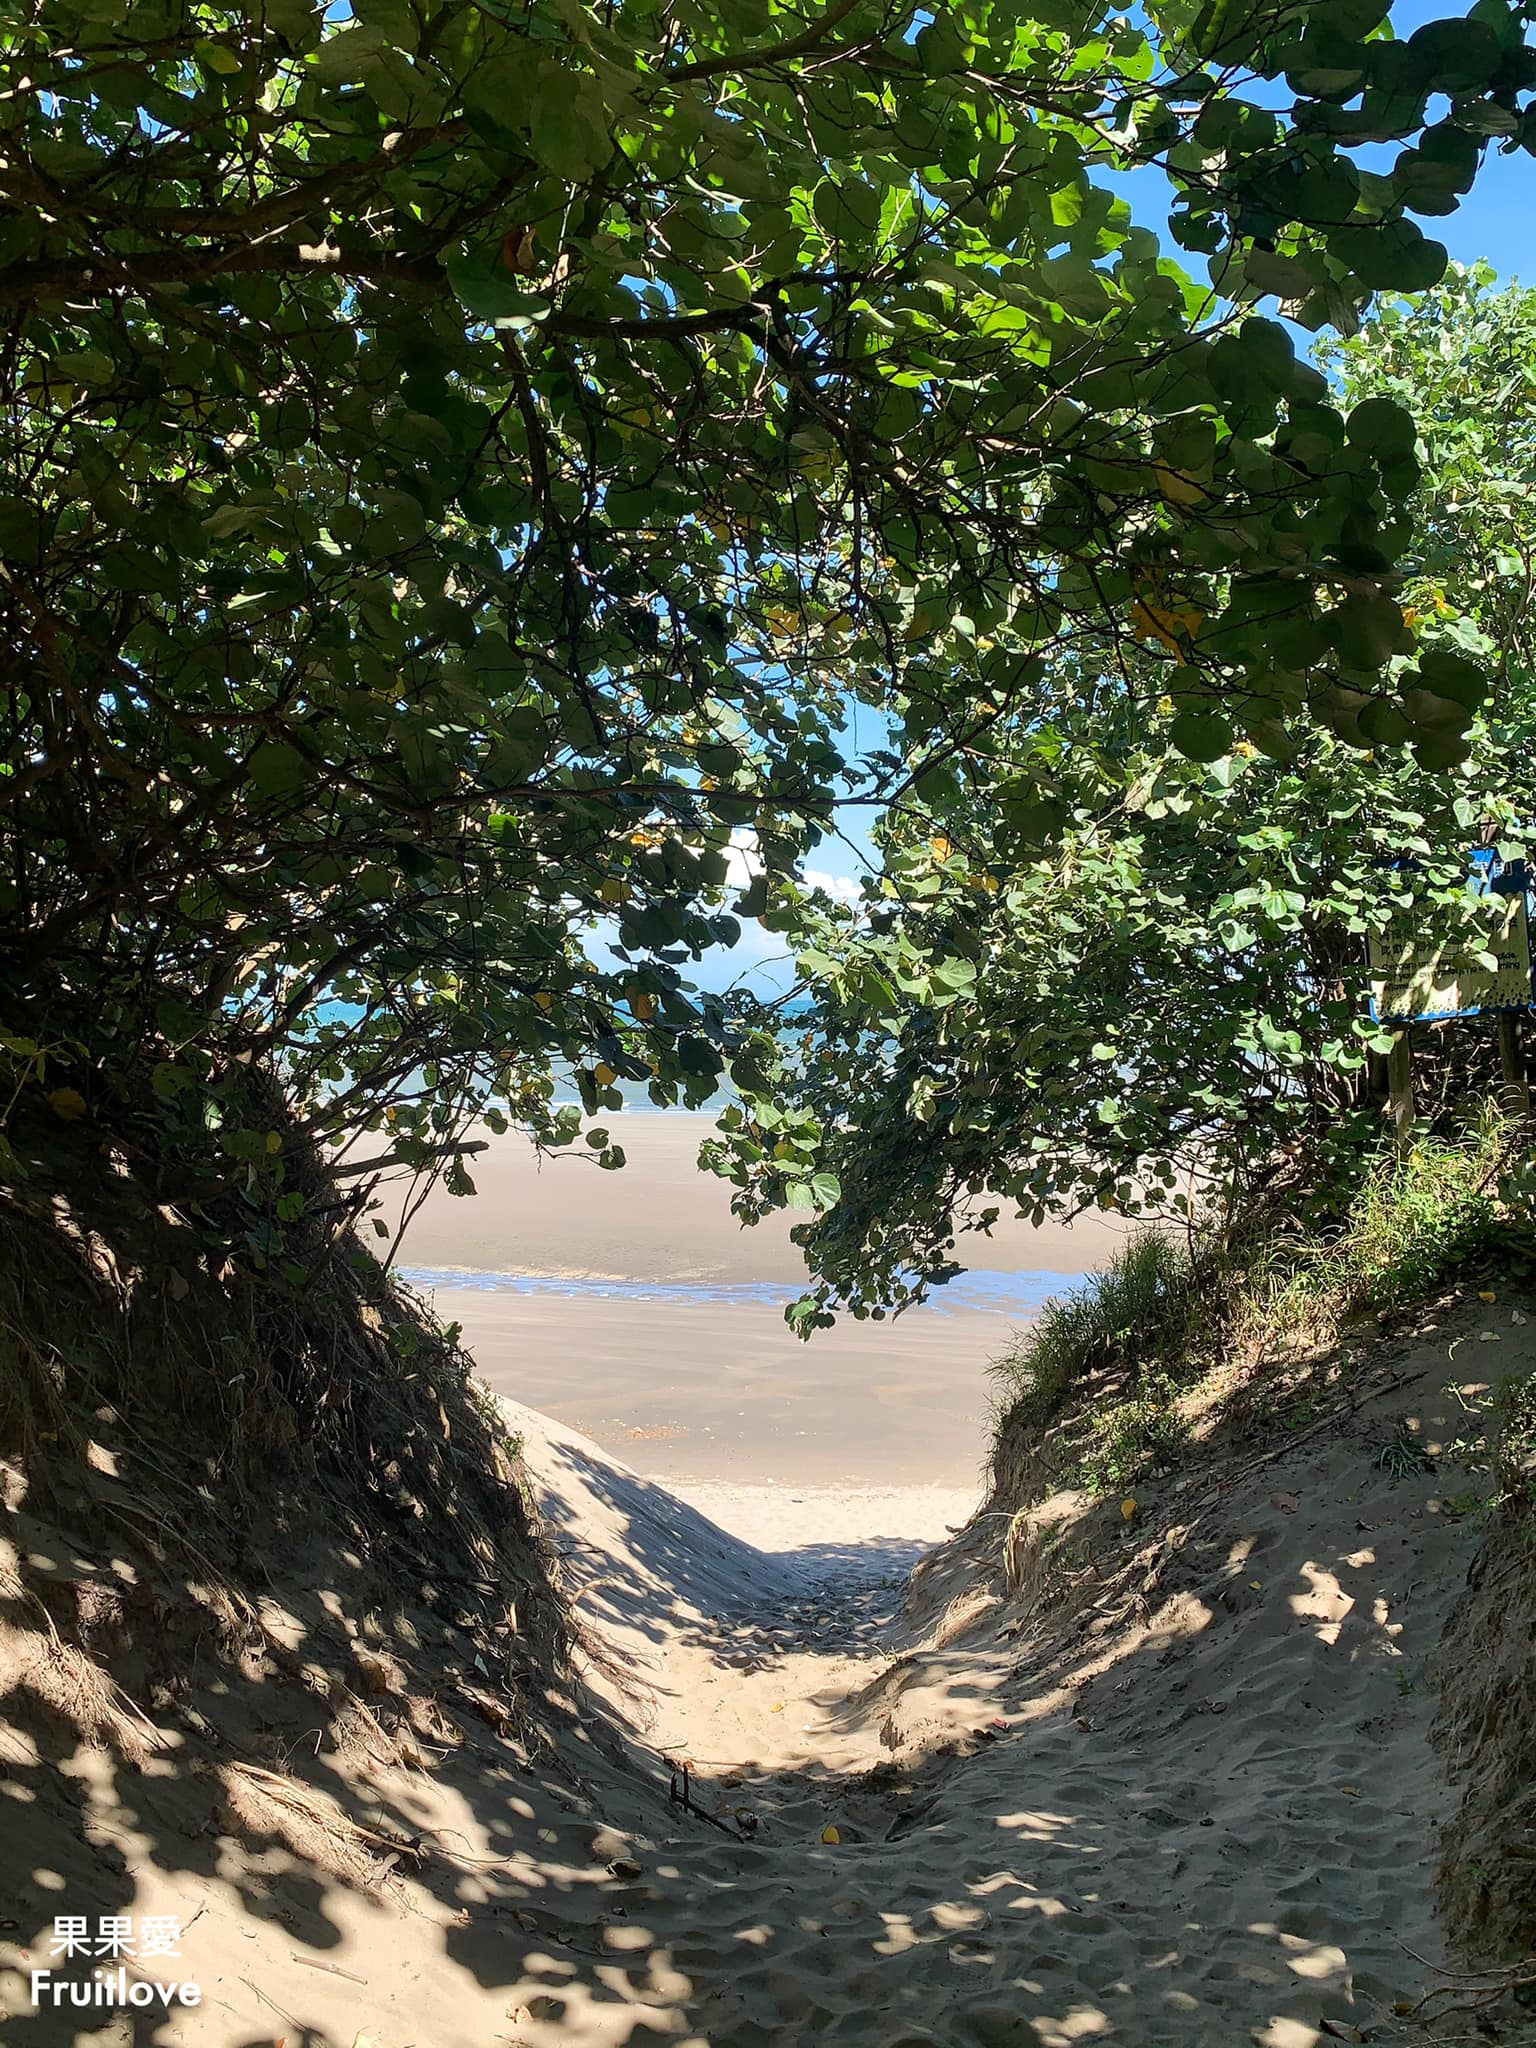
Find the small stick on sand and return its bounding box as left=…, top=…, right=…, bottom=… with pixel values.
left=291, top=1953, right=368, bottom=1984
left=240, top=1975, right=300, bottom=2026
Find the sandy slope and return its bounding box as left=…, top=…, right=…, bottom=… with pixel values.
left=0, top=1292, right=1518, bottom=2047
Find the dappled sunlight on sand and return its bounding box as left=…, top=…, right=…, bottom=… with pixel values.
left=1, top=1295, right=1523, bottom=2045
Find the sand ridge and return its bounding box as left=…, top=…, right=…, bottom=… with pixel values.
left=1, top=1296, right=1514, bottom=2047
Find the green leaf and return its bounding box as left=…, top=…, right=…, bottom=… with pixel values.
left=914, top=18, right=967, bottom=73
left=528, top=68, right=613, bottom=179
left=445, top=241, right=548, bottom=323
left=1414, top=649, right=1487, bottom=713
left=1169, top=710, right=1233, bottom=763
left=1329, top=220, right=1447, bottom=294
left=195, top=38, right=242, bottom=74
left=247, top=742, right=313, bottom=796
left=1411, top=730, right=1473, bottom=772
left=311, top=21, right=388, bottom=82
left=0, top=496, right=46, bottom=565
left=1345, top=395, right=1418, bottom=459
left=367, top=488, right=427, bottom=555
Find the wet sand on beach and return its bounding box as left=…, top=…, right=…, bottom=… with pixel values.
left=385, top=1114, right=1131, bottom=1487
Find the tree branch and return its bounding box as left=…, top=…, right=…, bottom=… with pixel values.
left=663, top=0, right=869, bottom=82
left=330, top=1138, right=489, bottom=1179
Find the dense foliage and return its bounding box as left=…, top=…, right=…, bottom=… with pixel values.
left=3, top=0, right=1533, bottom=1219
left=712, top=273, right=1536, bottom=1325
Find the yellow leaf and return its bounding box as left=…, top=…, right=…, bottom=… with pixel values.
left=48, top=1087, right=87, bottom=1120
left=930, top=835, right=953, bottom=861
left=599, top=878, right=625, bottom=905
left=265, top=1132, right=283, bottom=1155
left=1478, top=1290, right=1497, bottom=1303
left=1249, top=1579, right=1262, bottom=1591
left=769, top=1701, right=785, bottom=1712
left=820, top=1824, right=841, bottom=1844
left=533, top=991, right=555, bottom=1011
left=593, top=1063, right=616, bottom=1088
left=1120, top=1496, right=1137, bottom=1521
left=629, top=993, right=656, bottom=1021
left=1154, top=462, right=1206, bottom=507
left=1130, top=597, right=1203, bottom=656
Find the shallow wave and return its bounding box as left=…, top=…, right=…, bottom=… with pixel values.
left=397, top=1266, right=1075, bottom=1316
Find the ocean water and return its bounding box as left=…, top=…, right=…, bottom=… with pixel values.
left=398, top=1265, right=1073, bottom=1318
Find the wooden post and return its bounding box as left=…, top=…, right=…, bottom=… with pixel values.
left=1498, top=1009, right=1530, bottom=1122
left=1388, top=1027, right=1415, bottom=1158
left=1367, top=1044, right=1389, bottom=1110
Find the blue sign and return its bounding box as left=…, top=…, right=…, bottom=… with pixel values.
left=1367, top=851, right=1534, bottom=1024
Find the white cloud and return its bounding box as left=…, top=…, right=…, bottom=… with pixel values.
left=804, top=866, right=863, bottom=903
left=728, top=826, right=863, bottom=904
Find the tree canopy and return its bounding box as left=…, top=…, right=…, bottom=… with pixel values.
left=710, top=270, right=1536, bottom=1326
left=2, top=0, right=1534, bottom=1225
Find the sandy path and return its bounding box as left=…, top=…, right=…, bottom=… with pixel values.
left=489, top=1300, right=1503, bottom=2047
left=2, top=1299, right=1511, bottom=2048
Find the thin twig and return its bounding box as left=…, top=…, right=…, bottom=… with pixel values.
left=290, top=1953, right=368, bottom=1984
left=239, top=1976, right=300, bottom=2027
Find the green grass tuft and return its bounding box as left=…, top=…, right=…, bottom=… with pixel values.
left=991, top=1230, right=1190, bottom=1433
left=991, top=1108, right=1515, bottom=1504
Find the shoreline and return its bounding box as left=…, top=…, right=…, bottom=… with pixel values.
left=383, top=1115, right=1133, bottom=1489
left=398, top=1261, right=1078, bottom=1317
left=416, top=1275, right=1048, bottom=1489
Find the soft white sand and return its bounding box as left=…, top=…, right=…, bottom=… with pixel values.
left=2, top=1294, right=1510, bottom=2046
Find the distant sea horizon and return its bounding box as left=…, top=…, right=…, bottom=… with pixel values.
left=399, top=1264, right=1077, bottom=1319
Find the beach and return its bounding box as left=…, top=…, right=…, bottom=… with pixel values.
left=383, top=1113, right=1131, bottom=1499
